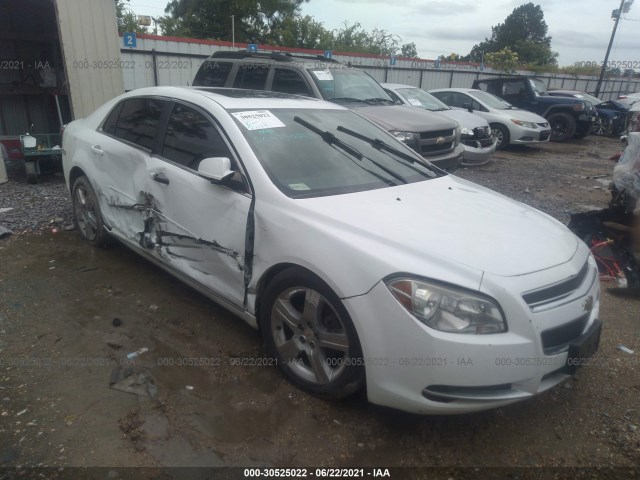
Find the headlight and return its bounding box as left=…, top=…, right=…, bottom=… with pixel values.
left=391, top=131, right=419, bottom=150
left=386, top=278, right=507, bottom=334
left=573, top=103, right=585, bottom=112
left=511, top=119, right=538, bottom=129
left=460, top=127, right=474, bottom=136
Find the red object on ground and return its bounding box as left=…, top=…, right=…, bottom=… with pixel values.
left=0, top=139, right=25, bottom=160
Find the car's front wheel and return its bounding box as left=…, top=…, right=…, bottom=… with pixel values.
left=72, top=176, right=111, bottom=247
left=490, top=124, right=510, bottom=149
left=548, top=112, right=577, bottom=142
left=260, top=268, right=365, bottom=399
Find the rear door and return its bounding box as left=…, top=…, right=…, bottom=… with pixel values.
left=96, top=97, right=170, bottom=242
left=145, top=101, right=252, bottom=307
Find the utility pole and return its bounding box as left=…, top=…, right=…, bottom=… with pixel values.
left=231, top=15, right=235, bottom=48
left=594, top=0, right=629, bottom=97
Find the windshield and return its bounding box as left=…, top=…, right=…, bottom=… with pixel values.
left=396, top=88, right=450, bottom=111
left=308, top=68, right=393, bottom=103
left=230, top=108, right=439, bottom=198
left=530, top=79, right=549, bottom=96
left=469, top=90, right=514, bottom=110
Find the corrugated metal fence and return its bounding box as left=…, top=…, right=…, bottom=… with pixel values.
left=120, top=35, right=640, bottom=101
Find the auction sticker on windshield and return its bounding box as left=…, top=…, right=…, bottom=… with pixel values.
left=312, top=69, right=334, bottom=81
left=231, top=110, right=286, bottom=130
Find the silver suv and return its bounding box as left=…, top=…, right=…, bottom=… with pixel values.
left=193, top=51, right=464, bottom=171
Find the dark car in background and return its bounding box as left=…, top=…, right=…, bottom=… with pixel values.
left=548, top=90, right=631, bottom=137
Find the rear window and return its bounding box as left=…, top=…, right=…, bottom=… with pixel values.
left=193, top=61, right=233, bottom=87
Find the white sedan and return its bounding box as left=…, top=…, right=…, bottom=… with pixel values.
left=63, top=86, right=602, bottom=414
left=430, top=88, right=551, bottom=149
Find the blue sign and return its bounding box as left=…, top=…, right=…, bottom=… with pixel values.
left=390, top=55, right=397, bottom=66
left=123, top=32, right=137, bottom=48
left=247, top=43, right=258, bottom=53
left=434, top=59, right=441, bottom=68
left=324, top=50, right=333, bottom=59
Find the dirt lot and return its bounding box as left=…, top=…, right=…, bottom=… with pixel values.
left=0, top=136, right=639, bottom=476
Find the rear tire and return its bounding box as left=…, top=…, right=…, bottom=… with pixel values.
left=72, top=176, right=111, bottom=247
left=260, top=268, right=365, bottom=399
left=548, top=112, right=576, bottom=142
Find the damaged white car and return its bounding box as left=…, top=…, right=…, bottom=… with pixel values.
left=63, top=87, right=602, bottom=414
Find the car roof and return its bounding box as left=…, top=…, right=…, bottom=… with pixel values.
left=430, top=88, right=479, bottom=93
left=121, top=86, right=343, bottom=111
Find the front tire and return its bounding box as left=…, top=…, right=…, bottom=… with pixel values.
left=260, top=268, right=365, bottom=399
left=72, top=176, right=111, bottom=247
left=490, top=124, right=510, bottom=150
left=548, top=112, right=577, bottom=142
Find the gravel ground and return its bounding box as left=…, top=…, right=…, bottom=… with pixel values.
left=0, top=159, right=73, bottom=234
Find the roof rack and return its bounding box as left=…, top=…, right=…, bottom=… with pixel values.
left=209, top=50, right=339, bottom=63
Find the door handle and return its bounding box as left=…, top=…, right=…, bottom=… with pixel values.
left=90, top=145, right=104, bottom=156
left=152, top=172, right=170, bottom=185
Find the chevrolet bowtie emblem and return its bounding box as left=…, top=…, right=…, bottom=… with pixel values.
left=583, top=296, right=594, bottom=313
left=435, top=136, right=445, bottom=144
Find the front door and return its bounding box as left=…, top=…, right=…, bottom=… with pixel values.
left=145, top=101, right=251, bottom=307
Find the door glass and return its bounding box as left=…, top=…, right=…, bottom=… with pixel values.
left=272, top=69, right=312, bottom=96
left=162, top=104, right=231, bottom=170
left=102, top=103, right=123, bottom=135
left=233, top=64, right=269, bottom=90
left=114, top=98, right=166, bottom=150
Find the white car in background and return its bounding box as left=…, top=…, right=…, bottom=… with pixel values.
left=616, top=92, right=640, bottom=109
left=430, top=88, right=551, bottom=149
left=382, top=83, right=496, bottom=166
left=63, top=86, right=601, bottom=414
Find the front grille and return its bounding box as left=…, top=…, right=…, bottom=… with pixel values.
left=421, top=141, right=453, bottom=154
left=540, top=131, right=551, bottom=141
left=420, top=129, right=454, bottom=140
left=418, top=128, right=456, bottom=157
left=522, top=261, right=590, bottom=308
left=541, top=314, right=589, bottom=355
left=479, top=138, right=494, bottom=147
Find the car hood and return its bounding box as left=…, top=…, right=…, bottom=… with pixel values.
left=351, top=104, right=457, bottom=132
left=298, top=175, right=578, bottom=277
left=436, top=109, right=488, bottom=129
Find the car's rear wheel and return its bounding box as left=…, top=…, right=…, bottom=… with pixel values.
left=72, top=176, right=111, bottom=247
left=490, top=124, right=510, bottom=149
left=548, top=112, right=577, bottom=142
left=260, top=268, right=364, bottom=399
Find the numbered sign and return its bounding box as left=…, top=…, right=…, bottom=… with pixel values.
left=248, top=44, right=258, bottom=53
left=390, top=55, right=397, bottom=66
left=123, top=32, right=137, bottom=48
left=324, top=50, right=333, bottom=59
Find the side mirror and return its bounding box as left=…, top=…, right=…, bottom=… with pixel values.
left=198, top=157, right=235, bottom=183
left=463, top=102, right=473, bottom=113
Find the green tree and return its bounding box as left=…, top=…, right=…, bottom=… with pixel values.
left=484, top=48, right=519, bottom=73
left=468, top=3, right=556, bottom=67
left=400, top=42, right=418, bottom=58
left=116, top=0, right=149, bottom=33
left=332, top=22, right=400, bottom=55
left=275, top=15, right=333, bottom=49
left=157, top=0, right=309, bottom=42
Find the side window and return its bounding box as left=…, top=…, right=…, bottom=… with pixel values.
left=162, top=104, right=230, bottom=170
left=431, top=92, right=452, bottom=105
left=233, top=65, right=269, bottom=90
left=503, top=81, right=526, bottom=96
left=193, top=61, right=233, bottom=87
left=102, top=102, right=123, bottom=135
left=471, top=99, right=484, bottom=112
left=447, top=93, right=467, bottom=108
left=113, top=98, right=166, bottom=150
left=272, top=68, right=312, bottom=96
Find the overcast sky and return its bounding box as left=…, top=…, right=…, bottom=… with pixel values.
left=126, top=0, right=639, bottom=66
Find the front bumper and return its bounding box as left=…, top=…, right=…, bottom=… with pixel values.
left=461, top=137, right=497, bottom=166
left=511, top=125, right=551, bottom=145
left=343, top=244, right=601, bottom=414
left=424, top=143, right=465, bottom=172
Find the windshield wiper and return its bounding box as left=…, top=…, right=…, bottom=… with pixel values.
left=330, top=97, right=370, bottom=104
left=293, top=116, right=408, bottom=185
left=336, top=125, right=439, bottom=176
left=363, top=97, right=397, bottom=105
